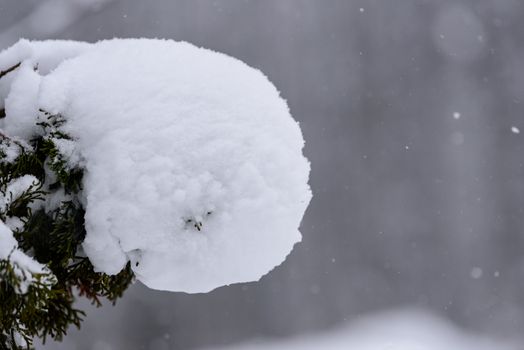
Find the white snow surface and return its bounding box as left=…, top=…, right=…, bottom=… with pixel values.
left=0, top=38, right=311, bottom=293
left=205, top=308, right=519, bottom=350
left=0, top=39, right=91, bottom=110
left=0, top=174, right=39, bottom=211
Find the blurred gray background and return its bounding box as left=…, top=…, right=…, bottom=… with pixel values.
left=1, top=0, right=524, bottom=349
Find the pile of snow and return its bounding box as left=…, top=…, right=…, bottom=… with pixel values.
left=205, top=309, right=519, bottom=350
left=0, top=38, right=311, bottom=293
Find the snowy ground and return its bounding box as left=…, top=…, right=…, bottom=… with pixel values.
left=204, top=308, right=520, bottom=350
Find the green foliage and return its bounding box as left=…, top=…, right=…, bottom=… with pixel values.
left=0, top=109, right=135, bottom=349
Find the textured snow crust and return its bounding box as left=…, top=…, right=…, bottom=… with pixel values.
left=0, top=38, right=311, bottom=293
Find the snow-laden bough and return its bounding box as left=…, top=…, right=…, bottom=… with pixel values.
left=0, top=175, right=56, bottom=294
left=0, top=38, right=311, bottom=293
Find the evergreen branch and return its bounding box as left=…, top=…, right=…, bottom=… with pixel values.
left=0, top=107, right=134, bottom=349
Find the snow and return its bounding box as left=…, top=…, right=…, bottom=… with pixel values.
left=0, top=137, right=22, bottom=162
left=0, top=130, right=32, bottom=163
left=205, top=309, right=519, bottom=350
left=51, top=137, right=83, bottom=168
left=44, top=187, right=73, bottom=213
left=0, top=175, right=40, bottom=211
left=0, top=40, right=91, bottom=111
left=470, top=266, right=483, bottom=279
left=0, top=38, right=311, bottom=293
left=0, top=220, right=55, bottom=294
left=0, top=176, right=42, bottom=289
left=0, top=39, right=91, bottom=76
left=3, top=63, right=41, bottom=139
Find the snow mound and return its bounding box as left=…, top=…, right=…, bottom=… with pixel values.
left=0, top=38, right=311, bottom=293
left=206, top=309, right=519, bottom=350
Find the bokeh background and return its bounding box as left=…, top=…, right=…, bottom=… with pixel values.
left=1, top=0, right=524, bottom=349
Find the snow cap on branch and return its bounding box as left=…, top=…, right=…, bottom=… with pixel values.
left=1, top=38, right=311, bottom=293
left=0, top=219, right=55, bottom=294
